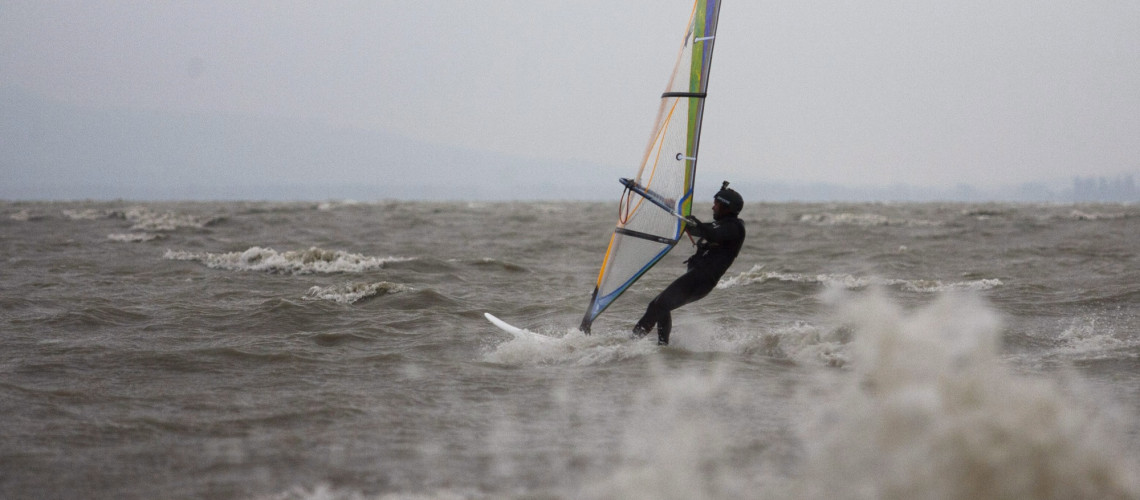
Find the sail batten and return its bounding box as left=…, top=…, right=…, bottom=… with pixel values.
left=580, top=0, right=723, bottom=333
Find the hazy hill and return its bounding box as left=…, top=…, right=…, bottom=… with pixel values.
left=0, top=86, right=612, bottom=200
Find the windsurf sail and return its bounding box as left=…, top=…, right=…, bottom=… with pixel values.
left=580, top=0, right=723, bottom=333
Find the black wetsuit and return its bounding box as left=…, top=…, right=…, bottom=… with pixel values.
left=635, top=212, right=745, bottom=345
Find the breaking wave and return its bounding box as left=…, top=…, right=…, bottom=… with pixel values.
left=1064, top=209, right=1135, bottom=221
left=124, top=206, right=222, bottom=231
left=792, top=291, right=1140, bottom=499
left=107, top=232, right=164, bottom=242
left=719, top=264, right=1003, bottom=293
left=482, top=328, right=660, bottom=367
left=164, top=246, right=413, bottom=274
left=798, top=212, right=941, bottom=227
left=302, top=281, right=412, bottom=304
left=62, top=208, right=119, bottom=220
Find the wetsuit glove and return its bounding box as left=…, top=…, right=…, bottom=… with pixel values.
left=684, top=216, right=704, bottom=238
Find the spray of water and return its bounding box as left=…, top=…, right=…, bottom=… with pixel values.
left=794, top=290, right=1140, bottom=500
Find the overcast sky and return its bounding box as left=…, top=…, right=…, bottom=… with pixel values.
left=3, top=0, right=1139, bottom=195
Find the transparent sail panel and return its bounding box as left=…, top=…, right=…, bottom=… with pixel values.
left=581, top=0, right=722, bottom=332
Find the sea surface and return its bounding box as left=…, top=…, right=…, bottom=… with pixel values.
left=2, top=199, right=1139, bottom=499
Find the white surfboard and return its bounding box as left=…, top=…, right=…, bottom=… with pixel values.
left=484, top=313, right=557, bottom=343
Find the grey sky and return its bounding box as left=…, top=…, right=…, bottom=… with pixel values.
left=3, top=0, right=1139, bottom=196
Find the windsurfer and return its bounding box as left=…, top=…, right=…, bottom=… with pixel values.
left=632, top=182, right=745, bottom=345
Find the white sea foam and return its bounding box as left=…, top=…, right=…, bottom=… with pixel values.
left=260, top=292, right=1139, bottom=500
left=718, top=264, right=1003, bottom=293
left=800, top=212, right=890, bottom=226
left=483, top=326, right=658, bottom=367
left=1066, top=209, right=1132, bottom=221
left=253, top=483, right=479, bottom=500
left=740, top=322, right=850, bottom=367
left=302, top=281, right=411, bottom=304
left=571, top=292, right=1140, bottom=499
left=316, top=200, right=363, bottom=211
left=496, top=290, right=1138, bottom=500
left=62, top=208, right=117, bottom=220
left=483, top=314, right=850, bottom=369
left=1052, top=317, right=1137, bottom=360
left=793, top=291, right=1140, bottom=499
left=799, top=212, right=941, bottom=227
left=900, top=278, right=1004, bottom=293
left=9, top=209, right=40, bottom=221
left=125, top=206, right=219, bottom=231
left=579, top=362, right=775, bottom=500
left=656, top=318, right=851, bottom=367
left=107, top=232, right=163, bottom=242
left=164, top=246, right=413, bottom=274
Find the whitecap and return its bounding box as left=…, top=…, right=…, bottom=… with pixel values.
left=9, top=209, right=40, bottom=221
left=302, top=281, right=411, bottom=304
left=107, top=233, right=163, bottom=242
left=1066, top=209, right=1131, bottom=221
left=673, top=319, right=851, bottom=367
left=164, top=246, right=413, bottom=274
left=900, top=278, right=1004, bottom=293
left=718, top=266, right=903, bottom=290
left=316, top=200, right=362, bottom=211
left=793, top=291, right=1140, bottom=499
left=799, top=212, right=941, bottom=227
left=718, top=265, right=1002, bottom=294
left=62, top=208, right=116, bottom=220
left=1050, top=317, right=1137, bottom=360
left=482, top=326, right=657, bottom=367
left=125, top=206, right=219, bottom=231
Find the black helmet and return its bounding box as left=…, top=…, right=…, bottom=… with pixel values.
left=714, top=181, right=743, bottom=214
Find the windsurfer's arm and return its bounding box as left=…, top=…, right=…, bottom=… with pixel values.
left=686, top=217, right=741, bottom=243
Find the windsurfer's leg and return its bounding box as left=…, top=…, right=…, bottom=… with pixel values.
left=657, top=312, right=672, bottom=345
left=631, top=321, right=651, bottom=338
left=634, top=297, right=666, bottom=337
left=634, top=273, right=698, bottom=341
left=651, top=271, right=719, bottom=345
left=636, top=296, right=675, bottom=344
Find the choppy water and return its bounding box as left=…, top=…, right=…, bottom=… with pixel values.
left=2, top=199, right=1139, bottom=499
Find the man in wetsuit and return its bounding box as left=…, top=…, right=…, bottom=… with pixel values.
left=633, top=182, right=746, bottom=345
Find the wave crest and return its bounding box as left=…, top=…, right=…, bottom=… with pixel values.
left=796, top=291, right=1140, bottom=499
left=125, top=206, right=222, bottom=231
left=164, top=246, right=413, bottom=274
left=719, top=265, right=1002, bottom=293
left=302, top=281, right=412, bottom=304
left=799, top=212, right=941, bottom=227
